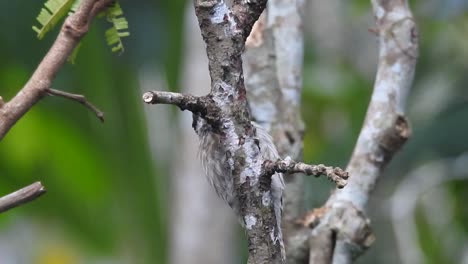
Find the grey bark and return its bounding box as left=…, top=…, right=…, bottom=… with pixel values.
left=143, top=1, right=346, bottom=263
left=242, top=1, right=306, bottom=261
left=308, top=1, right=418, bottom=263
left=246, top=0, right=306, bottom=217
left=192, top=1, right=284, bottom=262
left=0, top=182, right=46, bottom=213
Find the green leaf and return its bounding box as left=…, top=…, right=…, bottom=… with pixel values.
left=33, top=0, right=130, bottom=57
left=32, top=0, right=76, bottom=39
left=104, top=2, right=130, bottom=54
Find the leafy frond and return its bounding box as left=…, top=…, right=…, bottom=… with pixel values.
left=33, top=0, right=130, bottom=60
left=104, top=2, right=130, bottom=54
left=32, top=0, right=75, bottom=39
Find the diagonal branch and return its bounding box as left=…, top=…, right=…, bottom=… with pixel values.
left=307, top=1, right=418, bottom=263
left=0, top=182, right=46, bottom=213
left=0, top=0, right=112, bottom=140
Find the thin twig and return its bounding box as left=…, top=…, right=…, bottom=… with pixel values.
left=263, top=158, right=349, bottom=189
left=47, top=88, right=104, bottom=122
left=0, top=182, right=46, bottom=213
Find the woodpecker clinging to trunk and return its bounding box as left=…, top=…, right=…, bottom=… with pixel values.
left=193, top=114, right=285, bottom=258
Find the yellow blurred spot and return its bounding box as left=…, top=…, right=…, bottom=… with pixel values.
left=36, top=245, right=77, bottom=264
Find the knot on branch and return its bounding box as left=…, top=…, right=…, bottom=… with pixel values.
left=329, top=202, right=375, bottom=258
left=63, top=21, right=89, bottom=40
left=307, top=202, right=375, bottom=261
left=333, top=204, right=374, bottom=245
left=372, top=114, right=411, bottom=165
left=383, top=114, right=411, bottom=149
left=262, top=157, right=349, bottom=188
left=388, top=17, right=418, bottom=59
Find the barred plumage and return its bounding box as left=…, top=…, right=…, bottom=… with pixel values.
left=193, top=114, right=285, bottom=257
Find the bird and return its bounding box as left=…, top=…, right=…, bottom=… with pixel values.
left=193, top=113, right=285, bottom=258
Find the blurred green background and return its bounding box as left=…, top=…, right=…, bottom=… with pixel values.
left=0, top=0, right=467, bottom=263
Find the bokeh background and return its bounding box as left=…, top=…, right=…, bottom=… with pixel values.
left=0, top=0, right=467, bottom=263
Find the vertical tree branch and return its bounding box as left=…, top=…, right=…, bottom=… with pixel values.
left=145, top=1, right=345, bottom=263
left=334, top=0, right=417, bottom=210
left=308, top=0, right=418, bottom=263
left=0, top=0, right=111, bottom=140
left=243, top=0, right=306, bottom=261
left=192, top=1, right=285, bottom=263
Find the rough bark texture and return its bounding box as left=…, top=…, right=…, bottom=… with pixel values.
left=143, top=87, right=347, bottom=264
left=307, top=0, right=418, bottom=263
left=144, top=1, right=347, bottom=262
left=193, top=1, right=282, bottom=262
left=169, top=6, right=236, bottom=264
left=242, top=1, right=307, bottom=262
left=0, top=0, right=110, bottom=140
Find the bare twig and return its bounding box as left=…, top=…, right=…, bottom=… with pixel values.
left=143, top=91, right=208, bottom=114
left=0, top=182, right=46, bottom=213
left=0, top=0, right=112, bottom=140
left=47, top=88, right=104, bottom=122
left=307, top=0, right=418, bottom=262
left=263, top=158, right=348, bottom=189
